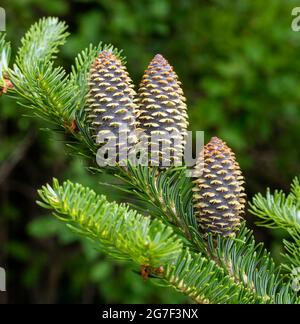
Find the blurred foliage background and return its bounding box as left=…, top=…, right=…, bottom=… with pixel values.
left=0, top=0, right=300, bottom=303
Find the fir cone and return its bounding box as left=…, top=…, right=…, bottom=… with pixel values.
left=193, top=137, right=246, bottom=237
left=137, top=54, right=188, bottom=167
left=87, top=50, right=138, bottom=164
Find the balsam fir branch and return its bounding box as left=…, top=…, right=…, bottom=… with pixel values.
left=16, top=17, right=69, bottom=69
left=37, top=179, right=183, bottom=266
left=110, top=164, right=297, bottom=303
left=38, top=179, right=290, bottom=304
left=165, top=248, right=263, bottom=304
left=249, top=176, right=300, bottom=271
left=8, top=17, right=73, bottom=125
left=114, top=164, right=196, bottom=243
left=1, top=17, right=299, bottom=304
left=205, top=225, right=295, bottom=303
left=36, top=179, right=234, bottom=304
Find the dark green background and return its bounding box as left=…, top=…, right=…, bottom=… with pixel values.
left=0, top=0, right=299, bottom=303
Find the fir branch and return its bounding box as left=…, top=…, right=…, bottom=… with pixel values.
left=290, top=176, right=300, bottom=205
left=249, top=176, right=300, bottom=270
left=164, top=249, right=258, bottom=304
left=37, top=179, right=276, bottom=304
left=10, top=63, right=73, bottom=123
left=6, top=19, right=126, bottom=129
left=119, top=161, right=298, bottom=302
left=284, top=230, right=300, bottom=271
left=15, top=17, right=69, bottom=70
left=114, top=164, right=196, bottom=242
left=3, top=17, right=299, bottom=304
left=206, top=225, right=296, bottom=304
left=37, top=178, right=183, bottom=266
left=8, top=17, right=72, bottom=125
left=250, top=188, right=300, bottom=232
left=117, top=166, right=297, bottom=303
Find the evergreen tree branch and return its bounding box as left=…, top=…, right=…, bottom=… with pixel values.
left=250, top=185, right=300, bottom=232
left=114, top=164, right=296, bottom=303
left=206, top=226, right=295, bottom=303
left=2, top=17, right=299, bottom=304
left=16, top=17, right=69, bottom=68
left=249, top=176, right=300, bottom=270
left=38, top=179, right=287, bottom=304
left=113, top=164, right=197, bottom=244
left=164, top=249, right=260, bottom=304
left=8, top=17, right=72, bottom=125
left=37, top=178, right=183, bottom=266
left=284, top=230, right=300, bottom=271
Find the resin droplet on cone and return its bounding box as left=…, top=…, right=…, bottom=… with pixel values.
left=137, top=54, right=188, bottom=167
left=87, top=50, right=138, bottom=164
left=193, top=137, right=246, bottom=237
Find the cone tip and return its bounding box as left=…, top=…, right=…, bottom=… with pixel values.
left=210, top=136, right=223, bottom=143
left=98, top=49, right=118, bottom=60
left=152, top=53, right=168, bottom=64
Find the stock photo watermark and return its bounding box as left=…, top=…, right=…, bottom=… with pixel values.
left=291, top=7, right=300, bottom=31
left=0, top=267, right=6, bottom=292
left=0, top=7, right=5, bottom=31
left=95, top=128, right=204, bottom=177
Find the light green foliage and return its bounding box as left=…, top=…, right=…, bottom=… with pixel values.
left=114, top=165, right=196, bottom=243
left=165, top=249, right=256, bottom=304
left=207, top=226, right=294, bottom=304
left=250, top=176, right=300, bottom=271
left=36, top=178, right=297, bottom=304
left=15, top=17, right=69, bottom=69
left=37, top=179, right=183, bottom=266
left=8, top=18, right=73, bottom=124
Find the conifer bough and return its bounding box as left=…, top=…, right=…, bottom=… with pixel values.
left=3, top=18, right=299, bottom=304
left=137, top=54, right=188, bottom=166
left=193, top=137, right=246, bottom=237
left=87, top=50, right=138, bottom=163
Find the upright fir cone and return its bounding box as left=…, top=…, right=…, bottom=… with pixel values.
left=193, top=137, right=246, bottom=237
left=87, top=50, right=138, bottom=163
left=137, top=54, right=188, bottom=167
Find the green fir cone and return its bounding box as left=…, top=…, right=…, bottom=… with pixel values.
left=87, top=50, right=138, bottom=164
left=137, top=54, right=188, bottom=167
left=193, top=137, right=246, bottom=237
